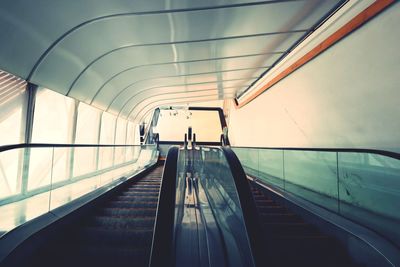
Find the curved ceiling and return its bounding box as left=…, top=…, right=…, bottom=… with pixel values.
left=0, top=0, right=344, bottom=122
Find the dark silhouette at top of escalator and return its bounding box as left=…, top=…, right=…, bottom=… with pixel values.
left=250, top=183, right=358, bottom=267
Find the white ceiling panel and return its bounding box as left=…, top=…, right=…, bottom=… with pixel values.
left=0, top=0, right=344, bottom=122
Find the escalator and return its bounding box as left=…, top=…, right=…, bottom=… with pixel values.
left=2, top=145, right=397, bottom=267
left=27, top=165, right=163, bottom=267
left=250, top=183, right=355, bottom=267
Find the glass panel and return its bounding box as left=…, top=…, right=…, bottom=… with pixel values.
left=258, top=149, right=284, bottom=189
left=27, top=148, right=53, bottom=191
left=51, top=147, right=70, bottom=183
left=338, top=152, right=400, bottom=246
left=0, top=149, right=21, bottom=199
left=232, top=146, right=400, bottom=247
left=284, top=150, right=338, bottom=212
left=98, top=147, right=114, bottom=170
left=232, top=147, right=259, bottom=178
left=0, top=148, right=51, bottom=234
left=73, top=147, right=97, bottom=177
left=114, top=118, right=127, bottom=164
left=0, top=145, right=157, bottom=234
left=125, top=122, right=136, bottom=161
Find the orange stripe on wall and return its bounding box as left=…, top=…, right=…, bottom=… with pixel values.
left=235, top=0, right=395, bottom=109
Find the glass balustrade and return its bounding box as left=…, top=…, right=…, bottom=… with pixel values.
left=0, top=144, right=158, bottom=235
left=232, top=147, right=400, bottom=247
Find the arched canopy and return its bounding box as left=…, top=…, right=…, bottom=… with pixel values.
left=0, top=0, right=343, bottom=122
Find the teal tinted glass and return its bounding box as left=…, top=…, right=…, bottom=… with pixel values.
left=233, top=146, right=400, bottom=247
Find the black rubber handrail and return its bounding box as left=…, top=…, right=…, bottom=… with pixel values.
left=231, top=146, right=400, bottom=160
left=149, top=146, right=179, bottom=267
left=0, top=143, right=155, bottom=153
left=221, top=147, right=264, bottom=267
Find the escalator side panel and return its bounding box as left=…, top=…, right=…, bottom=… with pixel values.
left=2, top=164, right=164, bottom=267
left=250, top=182, right=357, bottom=267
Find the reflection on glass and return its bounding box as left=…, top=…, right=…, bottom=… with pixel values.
left=259, top=149, right=284, bottom=189
left=0, top=145, right=158, bottom=235
left=232, top=148, right=259, bottom=178
left=31, top=88, right=75, bottom=143
left=27, top=148, right=53, bottom=191
left=233, top=146, right=400, bottom=247
left=174, top=147, right=254, bottom=266
left=338, top=152, right=400, bottom=246
left=73, top=147, right=97, bottom=177
left=0, top=149, right=21, bottom=199
left=284, top=150, right=338, bottom=212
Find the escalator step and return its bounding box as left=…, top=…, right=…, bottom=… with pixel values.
left=115, top=195, right=159, bottom=202
left=101, top=207, right=157, bottom=217
left=129, top=184, right=160, bottom=187
left=259, top=213, right=303, bottom=223
left=121, top=191, right=159, bottom=196
left=264, top=222, right=321, bottom=237
left=250, top=182, right=356, bottom=267
left=257, top=205, right=288, bottom=213
left=126, top=188, right=160, bottom=193
left=107, top=201, right=158, bottom=208
left=78, top=227, right=153, bottom=247
left=271, top=236, right=351, bottom=263
left=67, top=246, right=148, bottom=267
left=89, top=216, right=155, bottom=229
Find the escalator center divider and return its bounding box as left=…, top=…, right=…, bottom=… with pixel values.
left=221, top=147, right=265, bottom=267
left=149, top=146, right=179, bottom=267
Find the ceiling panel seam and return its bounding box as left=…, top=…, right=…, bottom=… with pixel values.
left=26, top=0, right=301, bottom=80
left=99, top=67, right=268, bottom=109
left=117, top=85, right=248, bottom=117
left=88, top=53, right=280, bottom=104
left=65, top=30, right=306, bottom=96
left=112, top=77, right=258, bottom=114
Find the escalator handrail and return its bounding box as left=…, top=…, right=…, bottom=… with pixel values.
left=0, top=143, right=155, bottom=153
left=221, top=147, right=264, bottom=267
left=149, top=146, right=179, bottom=267
left=231, top=146, right=400, bottom=160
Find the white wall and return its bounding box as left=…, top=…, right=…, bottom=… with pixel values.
left=228, top=5, right=400, bottom=153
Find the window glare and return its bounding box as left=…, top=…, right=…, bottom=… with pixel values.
left=32, top=88, right=75, bottom=143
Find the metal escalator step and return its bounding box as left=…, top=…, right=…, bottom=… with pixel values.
left=254, top=199, right=277, bottom=205
left=260, top=213, right=303, bottom=223
left=257, top=205, right=288, bottom=213
left=271, top=236, right=352, bottom=264
left=126, top=187, right=160, bottom=192
left=101, top=207, right=157, bottom=217
left=67, top=246, right=149, bottom=267
left=89, top=216, right=155, bottom=229
left=115, top=195, right=159, bottom=202
left=121, top=191, right=159, bottom=196
left=254, top=196, right=272, bottom=201
left=131, top=183, right=161, bottom=186
left=107, top=201, right=158, bottom=208
left=77, top=227, right=153, bottom=247
left=127, top=186, right=160, bottom=189
left=264, top=222, right=321, bottom=237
